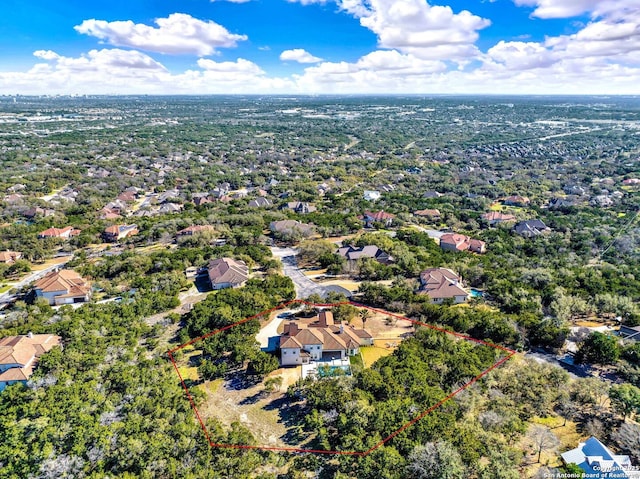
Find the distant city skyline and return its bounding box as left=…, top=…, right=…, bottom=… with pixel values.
left=0, top=0, right=638, bottom=95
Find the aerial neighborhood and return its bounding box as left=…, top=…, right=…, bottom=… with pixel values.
left=0, top=95, right=639, bottom=478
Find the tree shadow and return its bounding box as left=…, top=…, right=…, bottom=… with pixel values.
left=239, top=390, right=266, bottom=405
left=224, top=371, right=262, bottom=391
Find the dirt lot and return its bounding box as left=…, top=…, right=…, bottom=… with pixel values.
left=356, top=308, right=415, bottom=340
left=195, top=367, right=307, bottom=448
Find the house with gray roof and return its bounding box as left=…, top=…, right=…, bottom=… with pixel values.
left=337, top=245, right=393, bottom=264
left=514, top=219, right=550, bottom=237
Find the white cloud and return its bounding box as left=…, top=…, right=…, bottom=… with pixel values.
left=337, top=0, right=490, bottom=61
left=197, top=58, right=264, bottom=74
left=286, top=0, right=329, bottom=5
left=74, top=13, right=247, bottom=56
left=34, top=48, right=167, bottom=73
left=280, top=49, right=323, bottom=63
left=33, top=50, right=60, bottom=60
left=513, top=0, right=636, bottom=19
left=3, top=1, right=640, bottom=95
left=294, top=50, right=448, bottom=92
left=287, top=0, right=490, bottom=62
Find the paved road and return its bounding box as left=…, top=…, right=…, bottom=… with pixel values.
left=409, top=224, right=445, bottom=240
left=0, top=256, right=73, bottom=304
left=271, top=246, right=352, bottom=299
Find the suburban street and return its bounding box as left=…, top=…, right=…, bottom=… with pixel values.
left=270, top=246, right=352, bottom=299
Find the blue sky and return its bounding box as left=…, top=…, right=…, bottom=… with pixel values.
left=0, top=0, right=638, bottom=94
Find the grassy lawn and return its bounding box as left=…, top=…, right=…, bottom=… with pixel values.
left=520, top=416, right=583, bottom=477
left=360, top=345, right=394, bottom=368
left=349, top=352, right=364, bottom=373
left=319, top=279, right=361, bottom=292
left=176, top=347, right=202, bottom=381
left=0, top=285, right=11, bottom=293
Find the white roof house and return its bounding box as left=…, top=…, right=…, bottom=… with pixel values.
left=562, top=437, right=640, bottom=478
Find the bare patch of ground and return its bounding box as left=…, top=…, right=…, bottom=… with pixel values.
left=195, top=367, right=309, bottom=448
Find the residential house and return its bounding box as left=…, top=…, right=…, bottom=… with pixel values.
left=279, top=311, right=373, bottom=366
left=99, top=208, right=122, bottom=220
left=0, top=251, right=22, bottom=264
left=503, top=195, right=530, bottom=207
left=622, top=178, right=640, bottom=186
left=591, top=195, right=615, bottom=207
left=4, top=194, right=24, bottom=205
left=562, top=437, right=640, bottom=479
left=564, top=184, right=587, bottom=195
left=7, top=184, right=26, bottom=193
left=337, top=245, right=393, bottom=264
left=0, top=333, right=62, bottom=392
left=269, top=220, right=315, bottom=238
left=362, top=210, right=395, bottom=228
left=100, top=200, right=128, bottom=215
left=619, top=325, right=640, bottom=342
left=514, top=220, right=550, bottom=237
left=157, top=189, right=181, bottom=203
left=177, top=225, right=215, bottom=236
left=481, top=212, right=516, bottom=226
left=423, top=191, right=442, bottom=198
left=37, top=226, right=80, bottom=240
left=24, top=207, right=55, bottom=219
left=548, top=197, right=579, bottom=209
left=193, top=195, right=212, bottom=207
left=282, top=202, right=317, bottom=214
left=117, top=190, right=138, bottom=202
left=248, top=197, right=271, bottom=208
left=418, top=268, right=469, bottom=304
left=414, top=209, right=442, bottom=221
left=33, top=269, right=91, bottom=305
left=363, top=190, right=381, bottom=201
left=103, top=224, right=139, bottom=242
left=207, top=257, right=249, bottom=290
left=440, top=233, right=486, bottom=254
left=158, top=203, right=183, bottom=214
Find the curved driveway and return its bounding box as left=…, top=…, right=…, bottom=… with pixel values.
left=270, top=246, right=352, bottom=299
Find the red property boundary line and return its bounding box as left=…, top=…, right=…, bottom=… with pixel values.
left=167, top=299, right=516, bottom=456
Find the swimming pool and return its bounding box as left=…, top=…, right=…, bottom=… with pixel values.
left=470, top=288, right=485, bottom=298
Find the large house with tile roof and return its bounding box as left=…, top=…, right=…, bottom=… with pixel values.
left=0, top=333, right=62, bottom=392
left=279, top=311, right=373, bottom=366
left=362, top=210, right=395, bottom=228
left=37, top=226, right=80, bottom=240
left=207, top=257, right=249, bottom=290
left=439, top=233, right=486, bottom=254
left=103, top=224, right=138, bottom=242
left=418, top=268, right=470, bottom=304
left=33, top=269, right=91, bottom=305
left=481, top=211, right=517, bottom=226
